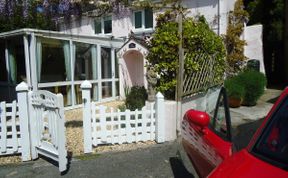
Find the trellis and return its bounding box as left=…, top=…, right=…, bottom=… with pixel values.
left=182, top=53, right=219, bottom=96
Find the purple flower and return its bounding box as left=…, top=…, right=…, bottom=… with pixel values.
left=58, top=0, right=70, bottom=13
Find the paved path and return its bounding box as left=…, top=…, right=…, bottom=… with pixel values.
left=230, top=89, right=282, bottom=126
left=0, top=140, right=197, bottom=178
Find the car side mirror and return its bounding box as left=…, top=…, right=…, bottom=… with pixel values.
left=185, top=109, right=210, bottom=128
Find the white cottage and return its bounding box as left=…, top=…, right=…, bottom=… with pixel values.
left=0, top=0, right=238, bottom=107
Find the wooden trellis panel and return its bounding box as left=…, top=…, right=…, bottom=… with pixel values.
left=182, top=53, right=219, bottom=96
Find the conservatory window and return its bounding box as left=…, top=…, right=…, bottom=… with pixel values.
left=101, top=47, right=112, bottom=79
left=37, top=38, right=70, bottom=83
left=0, top=41, right=7, bottom=82
left=74, top=43, right=97, bottom=80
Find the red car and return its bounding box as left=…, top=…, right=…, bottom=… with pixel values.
left=181, top=87, right=288, bottom=178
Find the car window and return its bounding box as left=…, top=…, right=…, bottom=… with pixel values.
left=252, top=97, right=288, bottom=169
left=209, top=87, right=232, bottom=141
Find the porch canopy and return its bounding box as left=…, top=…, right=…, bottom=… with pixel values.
left=0, top=28, right=124, bottom=107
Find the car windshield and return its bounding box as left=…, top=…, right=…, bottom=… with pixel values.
left=252, top=97, right=288, bottom=169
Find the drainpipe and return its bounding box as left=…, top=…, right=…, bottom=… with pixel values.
left=176, top=2, right=184, bottom=134
left=218, top=0, right=220, bottom=35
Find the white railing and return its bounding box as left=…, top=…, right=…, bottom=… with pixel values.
left=81, top=81, right=165, bottom=153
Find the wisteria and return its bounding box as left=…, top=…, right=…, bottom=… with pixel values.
left=0, top=0, right=136, bottom=32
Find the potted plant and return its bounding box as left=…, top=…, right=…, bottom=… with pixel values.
left=237, top=70, right=267, bottom=106
left=224, top=76, right=245, bottom=108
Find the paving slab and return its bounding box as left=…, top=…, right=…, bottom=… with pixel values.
left=230, top=88, right=283, bottom=127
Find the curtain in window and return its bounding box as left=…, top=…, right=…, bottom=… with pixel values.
left=91, top=45, right=98, bottom=101
left=36, top=39, right=42, bottom=82
left=63, top=41, right=72, bottom=105
left=8, top=46, right=17, bottom=84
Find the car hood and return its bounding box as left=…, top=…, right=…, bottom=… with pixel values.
left=208, top=149, right=288, bottom=178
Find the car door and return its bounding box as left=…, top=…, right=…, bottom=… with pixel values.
left=182, top=87, right=233, bottom=178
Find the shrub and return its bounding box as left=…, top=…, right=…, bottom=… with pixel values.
left=224, top=76, right=245, bottom=100
left=237, top=70, right=267, bottom=106
left=125, top=86, right=148, bottom=111
left=147, top=11, right=226, bottom=100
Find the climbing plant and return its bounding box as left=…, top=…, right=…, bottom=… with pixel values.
left=223, top=0, right=249, bottom=74
left=147, top=10, right=226, bottom=99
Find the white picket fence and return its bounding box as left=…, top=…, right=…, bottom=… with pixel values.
left=81, top=81, right=165, bottom=153
left=0, top=101, right=21, bottom=155
left=0, top=83, right=31, bottom=161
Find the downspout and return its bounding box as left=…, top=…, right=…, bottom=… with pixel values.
left=218, top=0, right=220, bottom=35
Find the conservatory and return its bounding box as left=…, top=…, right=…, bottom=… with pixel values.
left=0, top=28, right=124, bottom=107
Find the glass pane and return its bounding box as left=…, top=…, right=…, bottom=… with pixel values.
left=75, top=84, right=82, bottom=104
left=104, top=16, right=112, bottom=34
left=5, top=37, right=26, bottom=84
left=209, top=88, right=231, bottom=141
left=91, top=83, right=99, bottom=101
left=102, top=82, right=112, bottom=99
left=253, top=97, right=288, bottom=166
left=115, top=51, right=119, bottom=78
left=0, top=41, right=7, bottom=82
left=40, top=85, right=72, bottom=106
left=134, top=11, right=142, bottom=29
left=101, top=47, right=112, bottom=79
left=95, top=19, right=102, bottom=34
left=38, top=38, right=68, bottom=83
left=144, top=9, right=153, bottom=28
left=116, top=81, right=119, bottom=96
left=74, top=43, right=97, bottom=80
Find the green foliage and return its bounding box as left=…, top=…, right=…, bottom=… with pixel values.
left=118, top=104, right=127, bottom=112
left=237, top=70, right=267, bottom=106
left=224, top=76, right=245, bottom=100
left=223, top=0, right=249, bottom=73
left=0, top=1, right=56, bottom=32
left=125, top=86, right=148, bottom=111
left=147, top=11, right=226, bottom=99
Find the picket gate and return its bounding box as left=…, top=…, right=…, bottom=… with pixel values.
left=0, top=82, right=67, bottom=172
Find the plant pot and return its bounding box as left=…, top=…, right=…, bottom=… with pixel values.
left=228, top=97, right=242, bottom=108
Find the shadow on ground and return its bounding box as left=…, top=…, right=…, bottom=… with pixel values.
left=169, top=156, right=195, bottom=178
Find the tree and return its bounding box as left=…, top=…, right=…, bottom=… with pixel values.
left=223, top=0, right=249, bottom=74
left=245, top=0, right=285, bottom=86
left=147, top=10, right=226, bottom=99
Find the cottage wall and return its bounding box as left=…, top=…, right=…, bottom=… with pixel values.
left=59, top=0, right=236, bottom=37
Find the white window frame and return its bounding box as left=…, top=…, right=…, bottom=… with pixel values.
left=94, top=15, right=112, bottom=35
left=133, top=9, right=153, bottom=31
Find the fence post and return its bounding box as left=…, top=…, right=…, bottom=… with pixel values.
left=155, top=92, right=165, bottom=143
left=16, top=82, right=31, bottom=161
left=81, top=80, right=92, bottom=153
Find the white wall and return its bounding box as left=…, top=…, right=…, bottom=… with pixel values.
left=244, top=24, right=265, bottom=74
left=60, top=0, right=236, bottom=37
left=60, top=16, right=94, bottom=35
